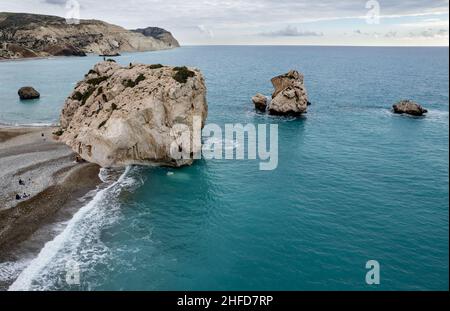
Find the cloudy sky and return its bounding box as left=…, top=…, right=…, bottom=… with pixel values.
left=1, top=0, right=448, bottom=45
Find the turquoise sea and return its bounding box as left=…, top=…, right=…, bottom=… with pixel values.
left=0, top=46, right=448, bottom=290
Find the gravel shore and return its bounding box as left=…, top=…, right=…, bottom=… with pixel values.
left=0, top=126, right=101, bottom=255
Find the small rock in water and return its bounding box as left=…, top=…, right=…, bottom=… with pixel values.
left=392, top=100, right=428, bottom=116
left=252, top=93, right=268, bottom=112
left=15, top=194, right=21, bottom=200
left=167, top=172, right=174, bottom=176
left=18, top=86, right=40, bottom=100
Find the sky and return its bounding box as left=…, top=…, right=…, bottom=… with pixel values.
left=0, top=0, right=448, bottom=46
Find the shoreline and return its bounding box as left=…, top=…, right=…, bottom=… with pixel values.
left=0, top=126, right=102, bottom=289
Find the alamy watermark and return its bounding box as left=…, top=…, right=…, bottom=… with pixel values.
left=65, top=0, right=81, bottom=25
left=169, top=116, right=278, bottom=171
left=365, top=0, right=381, bottom=24
left=365, top=260, right=381, bottom=285
left=65, top=259, right=80, bottom=286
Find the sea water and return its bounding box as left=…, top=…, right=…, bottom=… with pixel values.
left=0, top=46, right=448, bottom=290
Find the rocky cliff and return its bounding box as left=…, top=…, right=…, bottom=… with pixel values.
left=131, top=27, right=180, bottom=48
left=59, top=61, right=207, bottom=168
left=0, top=12, right=179, bottom=59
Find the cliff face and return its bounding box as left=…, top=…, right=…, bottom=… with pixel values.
left=0, top=12, right=179, bottom=59
left=131, top=27, right=180, bottom=48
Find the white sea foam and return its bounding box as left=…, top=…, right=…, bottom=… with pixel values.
left=8, top=166, right=132, bottom=291
left=0, top=121, right=56, bottom=127
left=203, top=137, right=239, bottom=151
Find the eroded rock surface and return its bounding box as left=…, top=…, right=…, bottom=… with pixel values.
left=252, top=93, right=268, bottom=112
left=59, top=61, right=208, bottom=168
left=393, top=100, right=428, bottom=116
left=268, top=70, right=308, bottom=116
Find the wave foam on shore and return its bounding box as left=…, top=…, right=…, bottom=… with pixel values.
left=8, top=166, right=133, bottom=291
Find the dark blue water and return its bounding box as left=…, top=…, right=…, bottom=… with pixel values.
left=2, top=46, right=448, bottom=290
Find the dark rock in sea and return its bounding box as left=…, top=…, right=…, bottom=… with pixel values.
left=307, top=101, right=312, bottom=106
left=252, top=93, right=268, bottom=112
left=392, top=100, right=428, bottom=116
left=18, top=87, right=40, bottom=100
left=99, top=52, right=121, bottom=57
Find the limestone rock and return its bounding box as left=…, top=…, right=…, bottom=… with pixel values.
left=268, top=70, right=308, bottom=116
left=18, top=87, right=40, bottom=100
left=393, top=100, right=428, bottom=116
left=252, top=93, right=268, bottom=111
left=59, top=61, right=208, bottom=168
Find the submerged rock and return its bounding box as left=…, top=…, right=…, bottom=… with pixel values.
left=18, top=86, right=40, bottom=100
left=252, top=93, right=268, bottom=111
left=59, top=61, right=208, bottom=168
left=393, top=100, right=428, bottom=116
left=268, top=70, right=308, bottom=116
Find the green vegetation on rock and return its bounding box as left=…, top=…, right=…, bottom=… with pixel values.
left=72, top=91, right=83, bottom=101
left=123, top=74, right=146, bottom=88
left=173, top=66, right=195, bottom=84
left=81, top=87, right=95, bottom=105
left=149, top=64, right=164, bottom=69
left=87, top=76, right=108, bottom=86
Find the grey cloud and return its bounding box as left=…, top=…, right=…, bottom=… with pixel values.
left=261, top=26, right=323, bottom=37
left=409, top=28, right=449, bottom=37
left=43, top=0, right=67, bottom=5
left=197, top=25, right=214, bottom=38
left=36, top=0, right=450, bottom=29
left=384, top=31, right=397, bottom=38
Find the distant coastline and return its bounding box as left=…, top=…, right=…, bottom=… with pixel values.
left=0, top=12, right=179, bottom=60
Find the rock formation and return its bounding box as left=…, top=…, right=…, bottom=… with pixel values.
left=58, top=61, right=208, bottom=168
left=252, top=93, right=268, bottom=111
left=392, top=100, right=428, bottom=116
left=131, top=27, right=180, bottom=48
left=0, top=12, right=179, bottom=60
left=18, top=87, right=40, bottom=100
left=268, top=70, right=308, bottom=116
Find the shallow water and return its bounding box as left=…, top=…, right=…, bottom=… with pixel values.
left=1, top=46, right=448, bottom=290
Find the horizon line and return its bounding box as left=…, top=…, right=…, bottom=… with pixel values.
left=180, top=44, right=449, bottom=48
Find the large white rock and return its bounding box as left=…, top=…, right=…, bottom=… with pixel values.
left=59, top=61, right=208, bottom=168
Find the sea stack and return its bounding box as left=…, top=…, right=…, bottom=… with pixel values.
left=58, top=61, right=207, bottom=168
left=252, top=93, right=268, bottom=112
left=393, top=100, right=428, bottom=116
left=18, top=86, right=40, bottom=100
left=268, top=70, right=308, bottom=116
